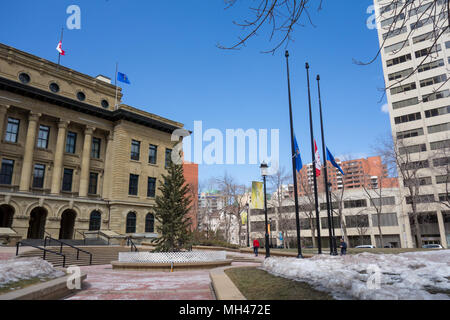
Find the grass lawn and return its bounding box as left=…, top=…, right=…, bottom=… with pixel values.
left=225, top=267, right=333, bottom=300
left=0, top=277, right=53, bottom=295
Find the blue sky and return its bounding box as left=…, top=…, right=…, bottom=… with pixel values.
left=0, top=0, right=390, bottom=189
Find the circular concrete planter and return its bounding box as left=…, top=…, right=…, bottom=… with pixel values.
left=111, top=259, right=233, bottom=272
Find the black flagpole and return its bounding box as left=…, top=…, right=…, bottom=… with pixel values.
left=285, top=51, right=303, bottom=259
left=317, top=75, right=337, bottom=255
left=57, top=27, right=64, bottom=67
left=305, top=63, right=322, bottom=254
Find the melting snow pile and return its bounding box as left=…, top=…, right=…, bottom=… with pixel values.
left=0, top=258, right=65, bottom=287
left=262, top=250, right=450, bottom=300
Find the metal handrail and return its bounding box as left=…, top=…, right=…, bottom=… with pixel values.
left=127, top=236, right=139, bottom=252
left=95, top=230, right=111, bottom=245
left=16, top=241, right=67, bottom=268
left=75, top=229, right=86, bottom=245
left=44, top=236, right=93, bottom=265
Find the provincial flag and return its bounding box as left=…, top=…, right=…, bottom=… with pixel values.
left=314, top=140, right=321, bottom=177
left=117, top=72, right=131, bottom=84
left=294, top=135, right=303, bottom=172
left=326, top=147, right=345, bottom=175
left=56, top=41, right=65, bottom=56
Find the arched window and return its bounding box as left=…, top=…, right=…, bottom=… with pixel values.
left=145, top=213, right=155, bottom=233
left=126, top=212, right=136, bottom=234
left=89, top=211, right=101, bottom=231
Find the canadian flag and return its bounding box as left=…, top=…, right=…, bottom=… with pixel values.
left=56, top=41, right=65, bottom=56
left=314, top=140, right=321, bottom=177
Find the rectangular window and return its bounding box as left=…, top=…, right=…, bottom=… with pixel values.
left=131, top=140, right=140, bottom=161
left=428, top=122, right=450, bottom=134
left=0, top=159, right=14, bottom=185
left=388, top=68, right=413, bottom=81
left=65, top=132, right=77, bottom=154
left=406, top=195, right=435, bottom=204
left=345, top=215, right=369, bottom=228
left=392, top=97, right=419, bottom=110
left=430, top=140, right=450, bottom=151
left=418, top=59, right=444, bottom=73
left=400, top=160, right=429, bottom=170
left=165, top=149, right=172, bottom=168
left=88, top=172, right=98, bottom=195
left=381, top=12, right=405, bottom=28
left=91, top=138, right=101, bottom=159
left=62, top=168, right=74, bottom=192
left=129, top=174, right=139, bottom=196
left=382, top=26, right=407, bottom=40
left=5, top=118, right=19, bottom=143
left=399, top=144, right=427, bottom=155
left=420, top=74, right=447, bottom=88
left=32, top=164, right=45, bottom=189
left=413, top=31, right=435, bottom=44
left=434, top=157, right=450, bottom=167
left=394, top=112, right=421, bottom=124
left=37, top=125, right=50, bottom=149
left=385, top=40, right=409, bottom=54
left=436, top=175, right=450, bottom=184
left=344, top=199, right=367, bottom=209
left=147, top=177, right=156, bottom=198
left=372, top=213, right=399, bottom=227
left=386, top=53, right=412, bottom=67
left=423, top=89, right=450, bottom=103
left=390, top=82, right=417, bottom=95
left=370, top=197, right=396, bottom=207
left=397, top=128, right=424, bottom=140
left=425, top=105, right=450, bottom=118
left=415, top=44, right=441, bottom=59
left=404, top=177, right=432, bottom=187
left=149, top=144, right=158, bottom=164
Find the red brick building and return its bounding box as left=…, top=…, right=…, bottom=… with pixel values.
left=183, top=162, right=198, bottom=231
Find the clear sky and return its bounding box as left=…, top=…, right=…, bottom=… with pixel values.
left=0, top=0, right=390, bottom=189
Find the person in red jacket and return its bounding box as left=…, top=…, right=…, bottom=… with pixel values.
left=253, top=239, right=260, bottom=257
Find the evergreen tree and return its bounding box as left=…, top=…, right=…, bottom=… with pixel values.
left=151, top=162, right=192, bottom=252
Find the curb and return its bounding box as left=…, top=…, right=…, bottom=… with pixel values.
left=0, top=272, right=87, bottom=300
left=210, top=265, right=260, bottom=300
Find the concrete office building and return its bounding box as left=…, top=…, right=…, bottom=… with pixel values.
left=374, top=0, right=450, bottom=247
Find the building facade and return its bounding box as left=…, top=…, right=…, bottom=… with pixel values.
left=251, top=188, right=412, bottom=249
left=0, top=43, right=193, bottom=241
left=374, top=0, right=450, bottom=247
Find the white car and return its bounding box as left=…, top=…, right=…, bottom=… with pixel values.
left=355, top=245, right=376, bottom=249
left=422, top=244, right=443, bottom=249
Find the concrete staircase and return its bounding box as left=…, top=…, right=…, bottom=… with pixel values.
left=16, top=246, right=135, bottom=267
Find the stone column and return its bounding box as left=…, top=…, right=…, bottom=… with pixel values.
left=102, top=132, right=114, bottom=199
left=79, top=126, right=95, bottom=197
left=50, top=120, right=70, bottom=194
left=19, top=112, right=41, bottom=192
left=0, top=104, right=9, bottom=141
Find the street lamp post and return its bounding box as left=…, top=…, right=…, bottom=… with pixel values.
left=246, top=203, right=250, bottom=247
left=260, top=162, right=270, bottom=258
left=269, top=218, right=273, bottom=248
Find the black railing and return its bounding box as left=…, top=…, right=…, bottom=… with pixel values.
left=126, top=237, right=139, bottom=252
left=94, top=230, right=110, bottom=245
left=75, top=230, right=86, bottom=245
left=16, top=241, right=67, bottom=268
left=44, top=236, right=93, bottom=265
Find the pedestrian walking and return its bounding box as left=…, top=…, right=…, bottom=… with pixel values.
left=340, top=238, right=347, bottom=256
left=253, top=239, right=260, bottom=257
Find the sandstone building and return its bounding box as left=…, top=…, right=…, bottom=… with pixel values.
left=0, top=43, right=191, bottom=242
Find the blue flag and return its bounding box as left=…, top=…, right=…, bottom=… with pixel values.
left=326, top=148, right=345, bottom=175
left=117, top=72, right=131, bottom=84
left=294, top=135, right=303, bottom=172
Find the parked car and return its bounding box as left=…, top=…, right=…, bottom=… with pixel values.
left=355, top=245, right=376, bottom=249
left=422, top=244, right=443, bottom=249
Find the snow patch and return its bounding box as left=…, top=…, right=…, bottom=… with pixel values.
left=0, top=258, right=65, bottom=287
left=262, top=250, right=450, bottom=300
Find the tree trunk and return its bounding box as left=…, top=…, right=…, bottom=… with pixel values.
left=413, top=213, right=423, bottom=248
left=376, top=212, right=384, bottom=248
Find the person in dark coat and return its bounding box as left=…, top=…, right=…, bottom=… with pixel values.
left=253, top=239, right=260, bottom=257
left=340, top=238, right=347, bottom=256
